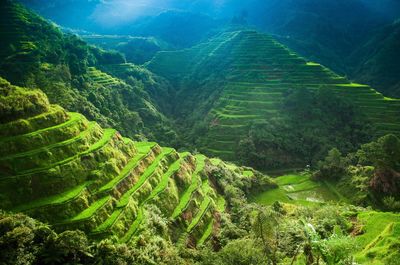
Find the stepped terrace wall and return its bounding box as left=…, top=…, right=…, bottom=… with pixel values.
left=147, top=30, right=400, bottom=163
left=0, top=77, right=262, bottom=246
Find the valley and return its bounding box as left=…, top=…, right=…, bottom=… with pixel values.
left=0, top=1, right=400, bottom=265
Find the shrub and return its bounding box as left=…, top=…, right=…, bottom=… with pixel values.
left=314, top=148, right=348, bottom=180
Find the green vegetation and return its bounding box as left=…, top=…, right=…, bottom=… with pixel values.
left=68, top=196, right=111, bottom=222
left=148, top=30, right=400, bottom=171
left=116, top=147, right=174, bottom=207
left=355, top=211, right=400, bottom=264
left=0, top=0, right=177, bottom=145
left=11, top=181, right=90, bottom=212
left=314, top=134, right=400, bottom=209
left=83, top=35, right=170, bottom=65
left=1, top=1, right=400, bottom=264
left=252, top=173, right=340, bottom=206
left=0, top=78, right=270, bottom=256
left=197, top=219, right=214, bottom=246
left=171, top=154, right=206, bottom=219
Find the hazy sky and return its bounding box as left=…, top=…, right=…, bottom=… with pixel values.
left=20, top=0, right=400, bottom=31
left=90, top=0, right=250, bottom=27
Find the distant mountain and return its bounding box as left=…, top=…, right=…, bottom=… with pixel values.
left=248, top=0, right=392, bottom=72
left=350, top=21, right=400, bottom=98
left=243, top=0, right=400, bottom=97
left=128, top=10, right=224, bottom=49
left=82, top=35, right=171, bottom=65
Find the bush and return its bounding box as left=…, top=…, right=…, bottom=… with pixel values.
left=314, top=148, right=348, bottom=180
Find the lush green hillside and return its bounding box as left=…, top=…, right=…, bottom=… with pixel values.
left=0, top=77, right=271, bottom=249
left=0, top=0, right=176, bottom=144
left=147, top=30, right=400, bottom=168
left=82, top=35, right=171, bottom=65
left=251, top=173, right=400, bottom=265
left=350, top=20, right=400, bottom=98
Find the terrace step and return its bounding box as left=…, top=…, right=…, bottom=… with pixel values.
left=118, top=152, right=191, bottom=243
left=1, top=126, right=110, bottom=178
left=171, top=154, right=206, bottom=220
left=0, top=112, right=88, bottom=156
left=0, top=121, right=101, bottom=174
left=90, top=147, right=178, bottom=238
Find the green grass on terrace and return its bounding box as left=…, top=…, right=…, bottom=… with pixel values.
left=120, top=208, right=144, bottom=243
left=355, top=211, right=400, bottom=249
left=251, top=173, right=341, bottom=206
left=12, top=128, right=115, bottom=177
left=12, top=181, right=92, bottom=212
left=1, top=121, right=98, bottom=161
left=336, top=83, right=369, bottom=88
left=134, top=141, right=157, bottom=149
left=355, top=211, right=400, bottom=265
left=96, top=144, right=155, bottom=193
left=0, top=105, right=67, bottom=137
left=67, top=196, right=111, bottom=222
left=197, top=219, right=214, bottom=246
left=119, top=152, right=190, bottom=242
left=0, top=112, right=83, bottom=143
left=144, top=152, right=190, bottom=203
left=242, top=170, right=254, bottom=177
left=116, top=148, right=175, bottom=208
left=216, top=195, right=226, bottom=212
left=92, top=208, right=123, bottom=233
left=187, top=195, right=212, bottom=233
left=171, top=155, right=206, bottom=219
left=210, top=158, right=222, bottom=166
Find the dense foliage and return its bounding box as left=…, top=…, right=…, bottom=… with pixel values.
left=315, top=134, right=400, bottom=210
left=1, top=202, right=363, bottom=265
left=0, top=0, right=177, bottom=144
left=83, top=36, right=171, bottom=65
left=237, top=88, right=373, bottom=170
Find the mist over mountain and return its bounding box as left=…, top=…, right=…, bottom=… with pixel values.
left=20, top=0, right=400, bottom=32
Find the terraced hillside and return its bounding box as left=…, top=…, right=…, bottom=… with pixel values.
left=0, top=0, right=177, bottom=145
left=147, top=30, right=400, bottom=161
left=0, top=77, right=261, bottom=246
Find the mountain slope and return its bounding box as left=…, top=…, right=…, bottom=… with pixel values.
left=147, top=30, right=400, bottom=167
left=0, top=77, right=270, bottom=246
left=0, top=0, right=176, bottom=144
left=82, top=35, right=171, bottom=65
left=350, top=21, right=400, bottom=98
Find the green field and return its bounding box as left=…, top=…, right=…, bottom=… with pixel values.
left=251, top=173, right=341, bottom=206
left=355, top=211, right=400, bottom=265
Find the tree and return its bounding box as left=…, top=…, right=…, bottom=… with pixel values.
left=252, top=207, right=281, bottom=265
left=357, top=134, right=400, bottom=196
left=314, top=148, right=348, bottom=180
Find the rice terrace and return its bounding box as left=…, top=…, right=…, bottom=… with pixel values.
left=0, top=0, right=400, bottom=264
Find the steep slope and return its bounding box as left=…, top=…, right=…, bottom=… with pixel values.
left=0, top=0, right=176, bottom=144
left=350, top=20, right=400, bottom=98
left=0, top=77, right=268, bottom=246
left=147, top=30, right=400, bottom=163
left=248, top=0, right=393, bottom=73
